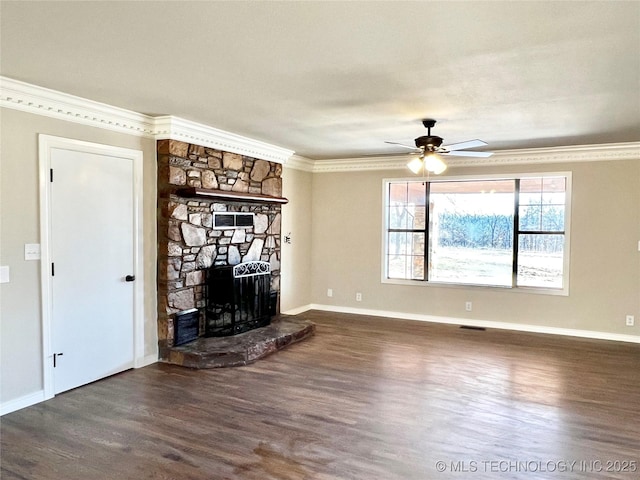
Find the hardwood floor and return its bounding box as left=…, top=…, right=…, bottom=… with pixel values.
left=2, top=311, right=639, bottom=479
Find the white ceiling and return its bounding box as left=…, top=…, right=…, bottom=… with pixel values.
left=1, top=1, right=639, bottom=160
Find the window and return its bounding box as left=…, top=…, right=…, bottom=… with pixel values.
left=383, top=173, right=571, bottom=293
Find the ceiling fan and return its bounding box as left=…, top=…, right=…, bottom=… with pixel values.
left=385, top=119, right=493, bottom=175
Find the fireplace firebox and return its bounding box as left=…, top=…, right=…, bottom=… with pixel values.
left=205, top=261, right=273, bottom=337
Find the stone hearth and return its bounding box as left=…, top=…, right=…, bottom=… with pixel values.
left=163, top=317, right=315, bottom=368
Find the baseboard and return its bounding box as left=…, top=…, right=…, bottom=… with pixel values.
left=135, top=353, right=158, bottom=368
left=2, top=355, right=157, bottom=416
left=1, top=390, right=47, bottom=416
left=308, top=304, right=640, bottom=344
left=281, top=304, right=314, bottom=316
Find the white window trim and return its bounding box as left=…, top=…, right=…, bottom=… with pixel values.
left=381, top=172, right=572, bottom=296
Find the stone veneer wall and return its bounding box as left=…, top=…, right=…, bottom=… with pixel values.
left=157, top=139, right=283, bottom=355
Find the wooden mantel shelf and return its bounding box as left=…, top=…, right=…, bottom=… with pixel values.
left=176, top=187, right=289, bottom=204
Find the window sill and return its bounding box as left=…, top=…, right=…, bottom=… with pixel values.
left=381, top=277, right=569, bottom=296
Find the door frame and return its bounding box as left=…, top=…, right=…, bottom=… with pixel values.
left=39, top=134, right=145, bottom=400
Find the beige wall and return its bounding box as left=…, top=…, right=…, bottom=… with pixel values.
left=0, top=106, right=314, bottom=408
left=311, top=160, right=640, bottom=336
left=280, top=166, right=313, bottom=312
left=1, top=103, right=637, bottom=409
left=0, top=108, right=158, bottom=405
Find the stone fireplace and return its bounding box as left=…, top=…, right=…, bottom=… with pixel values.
left=156, top=139, right=286, bottom=359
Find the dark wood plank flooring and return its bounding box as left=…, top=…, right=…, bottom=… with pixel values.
left=2, top=311, right=640, bottom=479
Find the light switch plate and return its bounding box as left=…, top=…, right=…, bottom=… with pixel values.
left=0, top=266, right=9, bottom=283
left=24, top=243, right=41, bottom=260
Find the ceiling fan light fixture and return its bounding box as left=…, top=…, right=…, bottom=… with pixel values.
left=391, top=118, right=489, bottom=176
left=424, top=153, right=447, bottom=174
left=407, top=156, right=424, bottom=174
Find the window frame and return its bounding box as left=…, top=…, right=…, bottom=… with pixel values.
left=381, top=172, right=572, bottom=296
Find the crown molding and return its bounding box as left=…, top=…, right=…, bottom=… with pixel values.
left=451, top=142, right=640, bottom=167
left=0, top=76, right=294, bottom=164
left=283, top=155, right=315, bottom=172
left=312, top=142, right=640, bottom=173
left=0, top=76, right=157, bottom=136
left=153, top=116, right=293, bottom=164
left=2, top=76, right=638, bottom=170
left=311, top=155, right=409, bottom=173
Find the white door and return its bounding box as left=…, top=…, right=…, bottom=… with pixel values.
left=50, top=148, right=135, bottom=394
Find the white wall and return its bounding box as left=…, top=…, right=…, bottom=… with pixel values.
left=0, top=108, right=158, bottom=408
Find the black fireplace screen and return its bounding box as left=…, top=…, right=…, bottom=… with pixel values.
left=205, top=261, right=272, bottom=337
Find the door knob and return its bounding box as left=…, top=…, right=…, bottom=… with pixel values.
left=125, top=275, right=135, bottom=282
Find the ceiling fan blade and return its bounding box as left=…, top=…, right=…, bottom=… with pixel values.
left=442, top=139, right=487, bottom=151
left=441, top=150, right=494, bottom=158
left=385, top=141, right=421, bottom=150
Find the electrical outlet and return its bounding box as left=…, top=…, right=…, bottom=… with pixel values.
left=356, top=292, right=362, bottom=302
left=465, top=301, right=472, bottom=312
left=327, top=288, right=333, bottom=298
left=626, top=315, right=635, bottom=327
